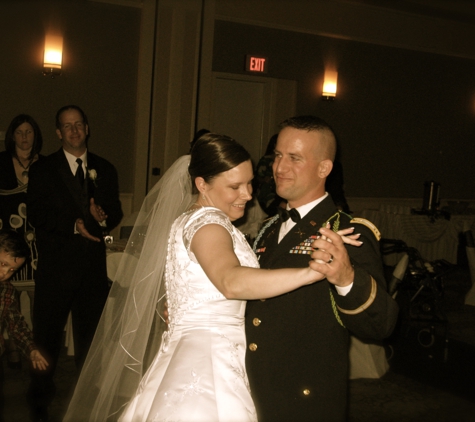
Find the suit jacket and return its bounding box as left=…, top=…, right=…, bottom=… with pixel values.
left=27, top=148, right=123, bottom=287
left=245, top=196, right=398, bottom=422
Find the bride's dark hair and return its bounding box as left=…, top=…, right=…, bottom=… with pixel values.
left=189, top=133, right=251, bottom=193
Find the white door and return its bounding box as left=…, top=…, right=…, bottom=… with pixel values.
left=209, top=72, right=296, bottom=165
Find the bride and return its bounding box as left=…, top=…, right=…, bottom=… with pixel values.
left=64, top=133, right=358, bottom=421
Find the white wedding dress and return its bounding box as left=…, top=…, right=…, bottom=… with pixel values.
left=119, top=207, right=259, bottom=422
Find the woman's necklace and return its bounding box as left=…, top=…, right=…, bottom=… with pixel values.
left=14, top=155, right=34, bottom=178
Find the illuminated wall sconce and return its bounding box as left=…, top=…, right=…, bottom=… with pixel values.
left=322, top=70, right=337, bottom=100
left=43, top=35, right=63, bottom=77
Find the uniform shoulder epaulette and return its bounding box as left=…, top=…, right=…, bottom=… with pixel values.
left=350, top=217, right=381, bottom=241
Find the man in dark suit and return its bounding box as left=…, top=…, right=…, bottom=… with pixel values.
left=245, top=115, right=398, bottom=422
left=26, top=105, right=123, bottom=421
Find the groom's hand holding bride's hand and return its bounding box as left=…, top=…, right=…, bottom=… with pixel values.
left=309, top=224, right=362, bottom=287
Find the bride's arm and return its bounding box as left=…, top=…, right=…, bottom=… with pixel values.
left=191, top=223, right=324, bottom=300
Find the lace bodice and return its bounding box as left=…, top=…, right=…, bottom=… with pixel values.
left=164, top=207, right=259, bottom=340
left=119, top=206, right=259, bottom=421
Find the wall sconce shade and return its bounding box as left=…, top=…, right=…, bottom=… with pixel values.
left=43, top=35, right=63, bottom=77
left=322, top=70, right=337, bottom=100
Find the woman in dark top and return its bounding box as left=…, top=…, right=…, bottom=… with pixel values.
left=0, top=114, right=44, bottom=368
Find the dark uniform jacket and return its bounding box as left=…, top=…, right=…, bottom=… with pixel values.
left=245, top=195, right=398, bottom=422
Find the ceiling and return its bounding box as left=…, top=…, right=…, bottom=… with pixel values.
left=348, top=0, right=475, bottom=25
left=87, top=0, right=475, bottom=26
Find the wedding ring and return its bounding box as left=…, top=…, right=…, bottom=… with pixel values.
left=327, top=254, right=334, bottom=264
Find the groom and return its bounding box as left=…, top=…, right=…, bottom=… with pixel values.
left=245, top=115, right=398, bottom=421
left=26, top=105, right=123, bottom=421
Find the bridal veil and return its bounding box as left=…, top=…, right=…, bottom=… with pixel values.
left=64, top=155, right=194, bottom=421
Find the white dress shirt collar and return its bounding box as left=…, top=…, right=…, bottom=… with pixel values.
left=63, top=149, right=87, bottom=176
left=278, top=193, right=329, bottom=243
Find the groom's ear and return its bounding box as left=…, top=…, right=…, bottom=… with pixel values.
left=318, top=159, right=333, bottom=179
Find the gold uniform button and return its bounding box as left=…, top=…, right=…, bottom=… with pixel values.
left=260, top=299, right=266, bottom=302
left=249, top=343, right=258, bottom=352
left=303, top=389, right=310, bottom=396
left=253, top=318, right=261, bottom=326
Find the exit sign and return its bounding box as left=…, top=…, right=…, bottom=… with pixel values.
left=246, top=55, right=268, bottom=73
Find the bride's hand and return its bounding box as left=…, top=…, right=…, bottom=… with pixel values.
left=336, top=227, right=362, bottom=247
left=320, top=223, right=363, bottom=247
left=303, top=267, right=326, bottom=285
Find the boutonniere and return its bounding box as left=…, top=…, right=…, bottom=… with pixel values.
left=87, top=168, right=98, bottom=187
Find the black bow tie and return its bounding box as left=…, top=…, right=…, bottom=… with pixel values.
left=278, top=207, right=301, bottom=223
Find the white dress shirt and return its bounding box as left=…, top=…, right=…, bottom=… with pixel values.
left=63, top=149, right=87, bottom=179
left=278, top=193, right=328, bottom=243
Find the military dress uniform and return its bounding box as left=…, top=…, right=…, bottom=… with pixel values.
left=245, top=195, right=398, bottom=422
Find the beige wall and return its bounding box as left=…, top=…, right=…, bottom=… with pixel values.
left=1, top=0, right=474, bottom=222
left=0, top=0, right=140, bottom=195
left=211, top=0, right=475, bottom=200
